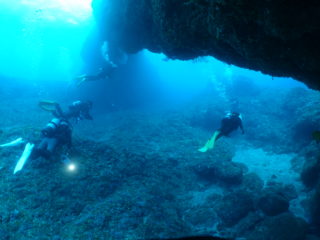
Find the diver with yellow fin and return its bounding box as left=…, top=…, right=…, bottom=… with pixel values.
left=198, top=112, right=244, bottom=152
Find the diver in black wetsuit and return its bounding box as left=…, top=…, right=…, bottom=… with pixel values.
left=74, top=41, right=128, bottom=86
left=52, top=100, right=93, bottom=122
left=32, top=118, right=72, bottom=160
left=218, top=112, right=244, bottom=139
left=74, top=62, right=116, bottom=86
left=198, top=112, right=244, bottom=152
left=12, top=101, right=94, bottom=173
left=32, top=100, right=93, bottom=159
left=39, top=100, right=93, bottom=121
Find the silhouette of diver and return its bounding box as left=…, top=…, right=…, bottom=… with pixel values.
left=31, top=117, right=73, bottom=160
left=39, top=100, right=93, bottom=122
left=74, top=41, right=128, bottom=86
left=198, top=111, right=244, bottom=152
left=74, top=62, right=116, bottom=86
left=32, top=100, right=93, bottom=160
left=11, top=100, right=93, bottom=174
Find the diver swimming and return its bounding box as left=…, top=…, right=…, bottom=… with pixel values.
left=39, top=100, right=93, bottom=122
left=74, top=41, right=128, bottom=86
left=74, top=62, right=116, bottom=86
left=198, top=111, right=244, bottom=152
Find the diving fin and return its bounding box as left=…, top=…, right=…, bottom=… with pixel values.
left=198, top=140, right=210, bottom=152
left=198, top=131, right=220, bottom=153
left=38, top=100, right=58, bottom=112
left=0, top=137, right=25, bottom=147
left=14, top=143, right=34, bottom=174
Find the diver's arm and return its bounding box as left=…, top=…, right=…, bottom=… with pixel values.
left=53, top=104, right=66, bottom=118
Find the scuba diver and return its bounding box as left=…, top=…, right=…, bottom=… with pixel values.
left=39, top=100, right=93, bottom=122
left=10, top=117, right=73, bottom=174
left=30, top=118, right=72, bottom=161
left=198, top=111, right=244, bottom=152
left=34, top=100, right=93, bottom=158
left=0, top=100, right=93, bottom=174
left=74, top=41, right=128, bottom=86
left=74, top=62, right=116, bottom=86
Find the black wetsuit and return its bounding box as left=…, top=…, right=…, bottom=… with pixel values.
left=84, top=63, right=116, bottom=82
left=95, top=63, right=115, bottom=80
left=32, top=118, right=72, bottom=159
left=32, top=101, right=92, bottom=159
left=217, top=112, right=244, bottom=140
left=53, top=101, right=93, bottom=121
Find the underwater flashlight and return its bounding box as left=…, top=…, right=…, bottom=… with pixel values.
left=61, top=155, right=77, bottom=172
left=67, top=163, right=76, bottom=172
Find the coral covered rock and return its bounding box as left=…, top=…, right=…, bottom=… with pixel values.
left=257, top=191, right=289, bottom=216
left=215, top=190, right=254, bottom=227
left=309, top=184, right=320, bottom=228
left=193, top=160, right=244, bottom=185
left=246, top=213, right=308, bottom=240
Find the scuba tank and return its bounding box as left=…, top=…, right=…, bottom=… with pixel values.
left=42, top=118, right=71, bottom=137
left=42, top=118, right=60, bottom=137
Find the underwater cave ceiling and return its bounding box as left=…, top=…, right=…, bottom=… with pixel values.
left=93, top=0, right=320, bottom=89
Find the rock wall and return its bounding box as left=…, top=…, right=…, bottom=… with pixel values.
left=92, top=0, right=320, bottom=89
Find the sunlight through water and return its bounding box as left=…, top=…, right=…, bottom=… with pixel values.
left=0, top=0, right=93, bottom=82
left=6, top=0, right=92, bottom=23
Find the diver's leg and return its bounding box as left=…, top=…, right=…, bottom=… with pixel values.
left=37, top=138, right=51, bottom=159
left=207, top=130, right=221, bottom=149
left=36, top=138, right=56, bottom=159
left=47, top=138, right=58, bottom=155
left=30, top=146, right=40, bottom=160
left=214, top=131, right=223, bottom=142
left=30, top=138, right=48, bottom=161
left=37, top=138, right=48, bottom=152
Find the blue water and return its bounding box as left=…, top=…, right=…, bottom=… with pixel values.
left=0, top=0, right=93, bottom=83
left=0, top=1, right=318, bottom=240
left=0, top=0, right=306, bottom=104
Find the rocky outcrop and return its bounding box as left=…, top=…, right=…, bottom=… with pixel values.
left=93, top=0, right=320, bottom=89
left=246, top=213, right=308, bottom=240
left=1, top=83, right=319, bottom=239
left=193, top=160, right=245, bottom=185
left=257, top=191, right=289, bottom=216
left=215, top=190, right=255, bottom=227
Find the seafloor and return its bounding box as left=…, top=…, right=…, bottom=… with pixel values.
left=0, top=80, right=320, bottom=240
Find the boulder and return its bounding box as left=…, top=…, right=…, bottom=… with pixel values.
left=216, top=190, right=254, bottom=227
left=257, top=192, right=289, bottom=216
left=246, top=213, right=308, bottom=240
